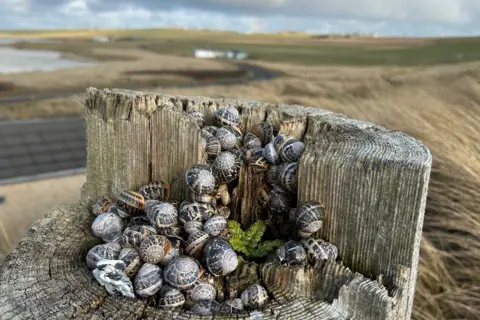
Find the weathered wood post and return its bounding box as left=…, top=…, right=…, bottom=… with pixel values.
left=0, top=88, right=431, bottom=319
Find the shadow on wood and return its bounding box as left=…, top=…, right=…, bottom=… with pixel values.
left=0, top=88, right=432, bottom=319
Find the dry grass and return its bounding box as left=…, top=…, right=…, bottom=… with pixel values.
left=1, top=58, right=479, bottom=319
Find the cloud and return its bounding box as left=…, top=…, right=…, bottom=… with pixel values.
left=1, top=0, right=480, bottom=36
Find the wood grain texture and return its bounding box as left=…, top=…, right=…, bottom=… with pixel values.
left=0, top=88, right=432, bottom=319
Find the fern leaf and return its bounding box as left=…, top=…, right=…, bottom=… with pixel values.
left=229, top=235, right=249, bottom=256
left=248, top=239, right=284, bottom=258
left=227, top=220, right=243, bottom=238
left=242, top=220, right=267, bottom=251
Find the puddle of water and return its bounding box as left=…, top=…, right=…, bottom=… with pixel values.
left=0, top=38, right=96, bottom=74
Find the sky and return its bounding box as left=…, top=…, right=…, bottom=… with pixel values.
left=1, top=0, right=480, bottom=36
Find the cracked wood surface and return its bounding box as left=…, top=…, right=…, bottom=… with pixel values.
left=0, top=88, right=432, bottom=319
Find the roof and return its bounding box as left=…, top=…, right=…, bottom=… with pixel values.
left=0, top=116, right=86, bottom=184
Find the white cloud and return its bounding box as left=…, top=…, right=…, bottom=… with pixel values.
left=0, top=0, right=30, bottom=13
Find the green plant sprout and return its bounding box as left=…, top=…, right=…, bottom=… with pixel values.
left=227, top=219, right=284, bottom=259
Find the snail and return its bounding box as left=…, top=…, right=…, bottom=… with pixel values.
left=121, top=225, right=157, bottom=248
left=241, top=284, right=269, bottom=310
left=215, top=126, right=242, bottom=151
left=263, top=141, right=280, bottom=165
left=214, top=108, right=240, bottom=127
left=269, top=185, right=293, bottom=216
left=118, top=248, right=142, bottom=278
left=273, top=133, right=295, bottom=152
left=201, top=131, right=222, bottom=158
left=164, top=256, right=201, bottom=290
left=203, top=215, right=227, bottom=236
left=187, top=110, right=205, bottom=128
left=243, top=132, right=262, bottom=150
left=138, top=235, right=171, bottom=265
left=276, top=240, right=306, bottom=265
left=202, top=125, right=219, bottom=136
left=217, top=298, right=244, bottom=315
left=159, top=237, right=182, bottom=266
left=186, top=280, right=217, bottom=302
left=295, top=201, right=325, bottom=237
left=93, top=259, right=135, bottom=299
left=317, top=239, right=339, bottom=261
left=189, top=192, right=217, bottom=206
left=280, top=139, right=306, bottom=163
left=91, top=212, right=124, bottom=243
left=138, top=179, right=170, bottom=202
left=92, top=196, right=114, bottom=216
left=212, top=151, right=241, bottom=184
left=185, top=164, right=216, bottom=195
left=246, top=152, right=269, bottom=172
left=116, top=190, right=145, bottom=218
left=279, top=162, right=298, bottom=193
left=190, top=300, right=219, bottom=316
left=185, top=231, right=210, bottom=259
left=158, top=285, right=186, bottom=308
left=86, top=242, right=121, bottom=269
left=184, top=220, right=204, bottom=235
left=146, top=201, right=178, bottom=229
left=179, top=201, right=214, bottom=223
left=252, top=122, right=274, bottom=146
left=133, top=263, right=164, bottom=298
left=203, top=237, right=239, bottom=276
left=126, top=215, right=150, bottom=228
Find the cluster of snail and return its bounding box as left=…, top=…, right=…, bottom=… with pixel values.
left=86, top=107, right=339, bottom=316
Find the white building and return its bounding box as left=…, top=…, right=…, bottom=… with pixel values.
left=193, top=48, right=248, bottom=60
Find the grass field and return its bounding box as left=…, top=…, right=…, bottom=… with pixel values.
left=0, top=29, right=479, bottom=319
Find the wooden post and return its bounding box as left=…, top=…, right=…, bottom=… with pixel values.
left=0, top=88, right=431, bottom=319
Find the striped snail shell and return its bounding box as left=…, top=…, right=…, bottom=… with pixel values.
left=164, top=256, right=201, bottom=290
left=203, top=237, right=239, bottom=276
left=263, top=141, right=280, bottom=165
left=92, top=196, right=113, bottom=216
left=179, top=200, right=214, bottom=223
left=133, top=263, right=164, bottom=298
left=86, top=242, right=121, bottom=269
left=241, top=284, right=269, bottom=310
left=277, top=240, right=306, bottom=265
left=269, top=185, right=293, bottom=216
left=246, top=146, right=264, bottom=159
left=202, top=125, right=219, bottom=136
left=243, top=132, right=262, bottom=150
left=157, top=225, right=184, bottom=241
left=295, top=201, right=325, bottom=237
left=246, top=152, right=269, bottom=172
left=252, top=122, right=274, bottom=146
left=189, top=192, right=217, bottom=206
left=212, top=151, right=241, bottom=184
left=138, top=179, right=170, bottom=202
left=229, top=146, right=246, bottom=163
left=203, top=215, right=227, bottom=236
left=218, top=298, right=244, bottom=315
left=158, top=285, right=185, bottom=308
left=121, top=225, right=157, bottom=248
left=279, top=162, right=298, bottom=193
left=317, top=239, right=339, bottom=261
left=186, top=280, right=217, bottom=302
left=266, top=165, right=280, bottom=186
left=119, top=248, right=142, bottom=278
left=146, top=201, right=178, bottom=229
left=185, top=230, right=210, bottom=259
left=201, top=131, right=222, bottom=158
left=280, top=139, right=306, bottom=163
left=184, top=220, right=204, bottom=235
left=190, top=300, right=219, bottom=316
left=126, top=215, right=150, bottom=228
left=159, top=237, right=182, bottom=266
left=215, top=126, right=242, bottom=151
left=116, top=190, right=145, bottom=218
left=188, top=110, right=205, bottom=128
left=288, top=208, right=297, bottom=222
left=91, top=212, right=124, bottom=243
left=216, top=205, right=231, bottom=219
left=138, top=235, right=171, bottom=264
left=214, top=108, right=241, bottom=127
left=185, top=164, right=216, bottom=195
left=273, top=133, right=295, bottom=152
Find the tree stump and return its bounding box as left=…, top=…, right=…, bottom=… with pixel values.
left=0, top=88, right=432, bottom=319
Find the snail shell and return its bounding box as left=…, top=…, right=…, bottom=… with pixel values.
left=277, top=240, right=306, bottom=265
left=184, top=220, right=204, bottom=235
left=119, top=248, right=142, bottom=278
left=185, top=164, right=216, bottom=195
left=317, top=239, right=339, bottom=261
left=190, top=300, right=219, bottom=316
left=229, top=146, right=246, bottom=163
left=280, top=139, right=306, bottom=163
left=252, top=122, right=274, bottom=146
left=202, top=125, right=219, bottom=136
left=203, top=237, right=239, bottom=276
left=86, top=242, right=121, bottom=269
left=186, top=280, right=217, bottom=302
left=214, top=108, right=241, bottom=127
left=212, top=151, right=241, bottom=184
left=203, top=215, right=227, bottom=236
left=241, top=284, right=269, bottom=310
left=273, top=133, right=295, bottom=152
left=146, top=201, right=178, bottom=229
left=133, top=263, right=164, bottom=298
left=266, top=165, right=280, bottom=186
left=189, top=192, right=216, bottom=206
left=279, top=162, right=298, bottom=193
left=218, top=298, right=244, bottom=315
left=216, top=126, right=241, bottom=151
left=185, top=231, right=210, bottom=259
left=121, top=225, right=157, bottom=248
left=263, top=142, right=280, bottom=165
left=158, top=285, right=186, bottom=308
left=138, top=235, right=171, bottom=264
left=91, top=212, right=124, bottom=243
left=247, top=152, right=269, bottom=172
left=243, top=132, right=262, bottom=150
left=157, top=225, right=184, bottom=241
left=246, top=146, right=264, bottom=159
left=164, top=256, right=200, bottom=289
left=188, top=110, right=205, bottom=128
left=126, top=215, right=150, bottom=228
left=138, top=179, right=170, bottom=202
left=295, top=201, right=325, bottom=237
left=159, top=237, right=182, bottom=266
left=92, top=196, right=114, bottom=216
left=179, top=201, right=214, bottom=223
left=269, top=185, right=293, bottom=216
left=216, top=184, right=231, bottom=206
left=202, top=132, right=222, bottom=158
left=216, top=205, right=231, bottom=219
left=288, top=208, right=297, bottom=222
left=116, top=191, right=145, bottom=218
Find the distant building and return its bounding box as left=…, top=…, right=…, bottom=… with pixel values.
left=92, top=36, right=111, bottom=43
left=193, top=48, right=248, bottom=60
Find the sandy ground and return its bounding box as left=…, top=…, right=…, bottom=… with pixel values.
left=0, top=174, right=86, bottom=261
